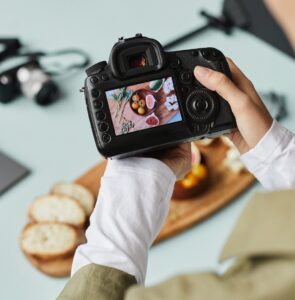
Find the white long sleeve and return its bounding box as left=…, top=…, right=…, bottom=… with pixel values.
left=241, top=120, right=295, bottom=190
left=71, top=157, right=176, bottom=284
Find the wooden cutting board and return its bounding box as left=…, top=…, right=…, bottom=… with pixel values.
left=22, top=138, right=255, bottom=278
left=75, top=138, right=255, bottom=243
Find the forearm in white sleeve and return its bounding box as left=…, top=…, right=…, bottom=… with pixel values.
left=71, top=157, right=176, bottom=285
left=240, top=120, right=295, bottom=190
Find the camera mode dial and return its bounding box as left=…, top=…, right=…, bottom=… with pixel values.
left=186, top=89, right=219, bottom=122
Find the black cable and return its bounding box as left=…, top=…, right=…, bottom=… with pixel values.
left=16, top=48, right=91, bottom=76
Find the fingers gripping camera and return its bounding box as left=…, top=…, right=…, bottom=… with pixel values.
left=83, top=34, right=236, bottom=158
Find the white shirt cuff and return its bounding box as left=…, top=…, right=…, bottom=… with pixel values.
left=240, top=120, right=295, bottom=190
left=71, top=157, right=176, bottom=284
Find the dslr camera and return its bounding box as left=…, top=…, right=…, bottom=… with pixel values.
left=83, top=34, right=236, bottom=158
left=0, top=59, right=58, bottom=105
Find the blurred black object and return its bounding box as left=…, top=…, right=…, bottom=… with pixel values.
left=0, top=38, right=90, bottom=105
left=223, top=0, right=294, bottom=58
left=164, top=0, right=295, bottom=58
left=261, top=91, right=288, bottom=121
left=164, top=11, right=234, bottom=49
left=0, top=38, right=22, bottom=62
left=0, top=150, right=30, bottom=196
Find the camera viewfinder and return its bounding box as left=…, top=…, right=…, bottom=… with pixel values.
left=128, top=54, right=147, bottom=68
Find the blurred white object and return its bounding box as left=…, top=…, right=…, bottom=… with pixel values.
left=222, top=137, right=245, bottom=173
left=163, top=77, right=174, bottom=94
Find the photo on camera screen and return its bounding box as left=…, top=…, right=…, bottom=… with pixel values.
left=105, top=77, right=182, bottom=135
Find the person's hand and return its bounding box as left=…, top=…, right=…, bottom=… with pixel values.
left=194, top=58, right=273, bottom=154
left=148, top=58, right=272, bottom=176
left=146, top=143, right=192, bottom=180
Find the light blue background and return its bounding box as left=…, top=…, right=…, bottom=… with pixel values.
left=1, top=1, right=295, bottom=299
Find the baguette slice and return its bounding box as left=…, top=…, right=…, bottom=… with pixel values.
left=21, top=223, right=85, bottom=277
left=51, top=182, right=95, bottom=216
left=29, top=195, right=86, bottom=227
left=20, top=223, right=79, bottom=260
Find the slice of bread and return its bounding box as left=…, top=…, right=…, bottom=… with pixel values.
left=20, top=223, right=78, bottom=260
left=50, top=182, right=95, bottom=216
left=29, top=195, right=86, bottom=227
left=21, top=223, right=86, bottom=277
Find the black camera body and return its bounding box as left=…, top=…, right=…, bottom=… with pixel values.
left=83, top=34, right=236, bottom=158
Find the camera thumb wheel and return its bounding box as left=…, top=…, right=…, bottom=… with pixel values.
left=186, top=89, right=219, bottom=122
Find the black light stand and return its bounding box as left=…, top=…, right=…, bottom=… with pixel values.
left=164, top=10, right=235, bottom=50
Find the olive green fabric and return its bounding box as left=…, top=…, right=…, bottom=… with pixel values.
left=57, top=264, right=136, bottom=300
left=58, top=189, right=295, bottom=300
left=127, top=258, right=295, bottom=299
left=220, top=189, right=295, bottom=261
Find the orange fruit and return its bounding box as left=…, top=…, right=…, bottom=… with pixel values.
left=138, top=107, right=145, bottom=115
left=180, top=173, right=199, bottom=188
left=132, top=102, right=139, bottom=110
left=132, top=94, right=140, bottom=102
left=192, top=164, right=208, bottom=179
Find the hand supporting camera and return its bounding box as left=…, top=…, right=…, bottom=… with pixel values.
left=144, top=143, right=192, bottom=180
left=149, top=58, right=273, bottom=180
left=194, top=58, right=273, bottom=154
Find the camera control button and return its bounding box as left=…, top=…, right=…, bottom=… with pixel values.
left=91, top=89, right=100, bottom=98
left=98, top=122, right=109, bottom=132
left=96, top=111, right=106, bottom=121
left=186, top=90, right=219, bottom=122
left=102, top=133, right=111, bottom=143
left=196, top=99, right=208, bottom=111
left=201, top=49, right=222, bottom=60
left=90, top=76, right=98, bottom=84
left=181, top=86, right=190, bottom=94
left=93, top=100, right=103, bottom=110
left=212, top=50, right=220, bottom=58
left=101, top=74, right=109, bottom=81
left=169, top=58, right=181, bottom=69
left=180, top=71, right=192, bottom=83
left=201, top=50, right=209, bottom=59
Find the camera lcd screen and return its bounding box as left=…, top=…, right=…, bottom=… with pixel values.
left=105, top=77, right=182, bottom=135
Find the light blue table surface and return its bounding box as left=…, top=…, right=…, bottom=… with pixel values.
left=1, top=0, right=295, bottom=299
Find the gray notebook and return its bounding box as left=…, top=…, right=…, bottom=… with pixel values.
left=0, top=151, right=30, bottom=195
